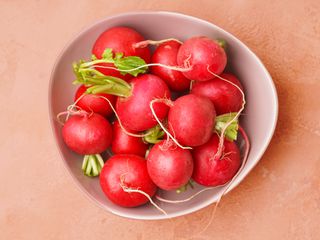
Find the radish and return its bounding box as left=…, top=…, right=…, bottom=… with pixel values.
left=116, top=74, right=171, bottom=131
left=111, top=120, right=148, bottom=157
left=191, top=73, right=243, bottom=115
left=74, top=85, right=116, bottom=117
left=74, top=55, right=171, bottom=132
left=192, top=133, right=241, bottom=186
left=100, top=154, right=157, bottom=207
left=62, top=112, right=112, bottom=155
left=177, top=36, right=227, bottom=81
left=92, top=27, right=151, bottom=81
left=151, top=40, right=191, bottom=91
left=147, top=140, right=194, bottom=190
left=167, top=94, right=215, bottom=147
left=155, top=126, right=250, bottom=206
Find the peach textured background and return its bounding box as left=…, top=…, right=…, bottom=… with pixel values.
left=1, top=0, right=320, bottom=239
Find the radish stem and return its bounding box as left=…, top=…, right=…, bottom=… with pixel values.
left=119, top=175, right=167, bottom=215
left=82, top=154, right=104, bottom=177
left=207, top=67, right=246, bottom=160
left=93, top=62, right=192, bottom=72
left=94, top=95, right=151, bottom=138
left=73, top=67, right=132, bottom=97
left=143, top=125, right=165, bottom=144
left=149, top=99, right=192, bottom=150
left=216, top=39, right=227, bottom=50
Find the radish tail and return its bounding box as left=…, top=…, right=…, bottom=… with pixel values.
left=132, top=38, right=183, bottom=48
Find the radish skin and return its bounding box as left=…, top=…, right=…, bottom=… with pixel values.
left=116, top=74, right=171, bottom=131
left=191, top=73, right=243, bottom=115
left=168, top=94, right=216, bottom=147
left=192, top=133, right=241, bottom=186
left=147, top=140, right=194, bottom=190
left=177, top=36, right=227, bottom=81
left=92, top=27, right=151, bottom=81
left=74, top=85, right=116, bottom=117
left=111, top=120, right=148, bottom=157
left=62, top=113, right=112, bottom=155
left=100, top=154, right=157, bottom=207
left=151, top=41, right=191, bottom=91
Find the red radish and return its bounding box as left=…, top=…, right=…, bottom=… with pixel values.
left=177, top=36, right=227, bottom=81
left=111, top=120, right=148, bottom=157
left=147, top=140, right=193, bottom=190
left=168, top=94, right=215, bottom=147
left=100, top=154, right=157, bottom=207
left=191, top=73, right=243, bottom=115
left=151, top=41, right=191, bottom=91
left=74, top=85, right=116, bottom=117
left=116, top=74, right=171, bottom=131
left=62, top=113, right=112, bottom=155
left=192, top=133, right=241, bottom=186
left=92, top=27, right=151, bottom=81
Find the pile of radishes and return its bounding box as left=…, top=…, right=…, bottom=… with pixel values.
left=59, top=26, right=250, bottom=210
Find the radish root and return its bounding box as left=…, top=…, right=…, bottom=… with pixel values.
left=94, top=95, right=151, bottom=138
left=155, top=125, right=250, bottom=209
left=156, top=187, right=218, bottom=204
left=149, top=99, right=192, bottom=150
left=119, top=175, right=167, bottom=215
left=56, top=93, right=87, bottom=125
left=207, top=67, right=246, bottom=160
left=133, top=38, right=183, bottom=48
left=93, top=63, right=192, bottom=73
left=194, top=125, right=250, bottom=236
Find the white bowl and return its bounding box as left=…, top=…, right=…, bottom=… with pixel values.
left=49, top=11, right=278, bottom=220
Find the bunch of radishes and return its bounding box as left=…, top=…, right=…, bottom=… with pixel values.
left=59, top=26, right=249, bottom=209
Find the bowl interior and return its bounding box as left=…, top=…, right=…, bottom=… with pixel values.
left=49, top=11, right=278, bottom=220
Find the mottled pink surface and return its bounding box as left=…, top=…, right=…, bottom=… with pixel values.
left=1, top=1, right=320, bottom=239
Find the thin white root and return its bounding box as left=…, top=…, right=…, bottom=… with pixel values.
left=132, top=38, right=183, bottom=48
left=192, top=125, right=250, bottom=237
left=156, top=187, right=216, bottom=204
left=66, top=93, right=87, bottom=120
left=56, top=111, right=70, bottom=125
left=149, top=99, right=192, bottom=150
left=56, top=94, right=87, bottom=125
left=207, top=67, right=246, bottom=159
left=93, top=63, right=192, bottom=72
left=154, top=126, right=251, bottom=237
left=119, top=177, right=167, bottom=215
left=94, top=95, right=150, bottom=138
left=122, top=187, right=168, bottom=216
left=195, top=196, right=221, bottom=236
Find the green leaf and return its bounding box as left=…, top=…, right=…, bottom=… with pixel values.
left=101, top=48, right=113, bottom=60
left=215, top=112, right=239, bottom=141
left=114, top=56, right=148, bottom=77
left=71, top=47, right=148, bottom=97
left=76, top=48, right=148, bottom=78
left=72, top=63, right=132, bottom=97
left=114, top=52, right=123, bottom=60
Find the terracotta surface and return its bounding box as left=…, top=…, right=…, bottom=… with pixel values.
left=1, top=0, right=319, bottom=239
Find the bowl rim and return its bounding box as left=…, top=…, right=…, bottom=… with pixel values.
left=48, top=10, right=279, bottom=220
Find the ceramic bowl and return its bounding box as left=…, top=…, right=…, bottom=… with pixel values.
left=49, top=11, right=278, bottom=220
